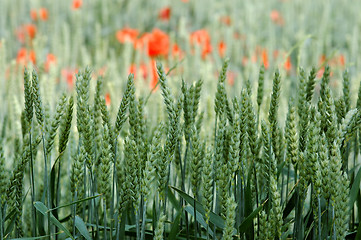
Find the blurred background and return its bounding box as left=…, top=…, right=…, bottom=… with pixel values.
left=0, top=0, right=358, bottom=123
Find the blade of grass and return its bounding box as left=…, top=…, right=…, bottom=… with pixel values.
left=75, top=216, right=92, bottom=240
left=239, top=199, right=268, bottom=234
left=244, top=166, right=254, bottom=239
left=184, top=206, right=215, bottom=238
left=46, top=194, right=101, bottom=212
left=349, top=166, right=361, bottom=209
left=34, top=201, right=75, bottom=240
left=168, top=210, right=182, bottom=239
left=171, top=186, right=225, bottom=229
left=10, top=231, right=63, bottom=240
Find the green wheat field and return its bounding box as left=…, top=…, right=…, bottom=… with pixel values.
left=1, top=0, right=361, bottom=239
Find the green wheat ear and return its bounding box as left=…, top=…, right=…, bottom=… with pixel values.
left=156, top=62, right=175, bottom=121
left=115, top=73, right=134, bottom=136
left=342, top=70, right=351, bottom=112
left=319, top=65, right=331, bottom=101
left=99, top=123, right=113, bottom=206
left=31, top=70, right=44, bottom=127
left=214, top=59, right=229, bottom=116
left=222, top=196, right=237, bottom=240
left=58, top=96, right=73, bottom=154
left=202, top=145, right=213, bottom=224
left=297, top=67, right=309, bottom=152
left=93, top=77, right=104, bottom=158
left=305, top=67, right=316, bottom=103
left=154, top=213, right=166, bottom=240
left=23, top=68, right=33, bottom=125
left=190, top=126, right=204, bottom=198
left=257, top=65, right=265, bottom=111
left=268, top=69, right=281, bottom=163
left=0, top=145, right=7, bottom=205
left=45, top=93, right=67, bottom=156
left=285, top=101, right=298, bottom=167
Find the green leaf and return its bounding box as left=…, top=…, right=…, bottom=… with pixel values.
left=239, top=199, right=267, bottom=233
left=244, top=165, right=254, bottom=239
left=167, top=186, right=181, bottom=212
left=4, top=209, right=16, bottom=237
left=184, top=206, right=215, bottom=238
left=10, top=231, right=62, bottom=240
left=350, top=166, right=361, bottom=208
left=170, top=186, right=225, bottom=229
left=168, top=210, right=182, bottom=239
left=75, top=216, right=91, bottom=240
left=47, top=194, right=101, bottom=212
left=283, top=190, right=297, bottom=219
left=356, top=223, right=361, bottom=240
left=34, top=201, right=74, bottom=240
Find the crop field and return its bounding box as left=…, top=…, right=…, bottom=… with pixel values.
left=1, top=0, right=361, bottom=239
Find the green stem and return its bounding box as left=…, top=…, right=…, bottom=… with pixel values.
left=281, top=165, right=285, bottom=204
left=252, top=160, right=259, bottom=237
left=286, top=164, right=290, bottom=200
left=317, top=196, right=321, bottom=240
left=42, top=133, right=51, bottom=239
left=73, top=191, right=77, bottom=236
left=103, top=200, right=107, bottom=240
left=332, top=204, right=336, bottom=240
left=89, top=170, right=95, bottom=238
left=140, top=198, right=147, bottom=240
left=193, top=198, right=198, bottom=240
left=136, top=204, right=140, bottom=240
left=178, top=140, right=189, bottom=239
left=92, top=174, right=100, bottom=240
left=29, top=129, right=37, bottom=237
left=110, top=140, right=117, bottom=240
left=212, top=116, right=218, bottom=240
left=0, top=205, right=3, bottom=240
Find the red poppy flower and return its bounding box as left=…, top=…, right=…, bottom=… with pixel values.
left=140, top=63, right=148, bottom=80
left=134, top=32, right=151, bottom=50
left=26, top=24, right=37, bottom=39
left=150, top=60, right=158, bottom=89
left=158, top=7, right=171, bottom=21
left=242, top=56, right=249, bottom=66
left=284, top=56, right=292, bottom=72
left=29, top=50, right=36, bottom=64
left=97, top=66, right=107, bottom=77
left=147, top=28, right=170, bottom=58
left=105, top=93, right=111, bottom=106
left=116, top=27, right=139, bottom=44
left=270, top=10, right=284, bottom=26
left=128, top=64, right=137, bottom=79
left=190, top=29, right=212, bottom=59
left=227, top=71, right=236, bottom=86
left=262, top=49, right=269, bottom=69
left=61, top=68, right=78, bottom=89
left=251, top=54, right=257, bottom=63
left=16, top=48, right=28, bottom=65
left=339, top=54, right=345, bottom=67
left=16, top=24, right=37, bottom=43
left=39, top=8, right=48, bottom=21
left=45, top=53, right=57, bottom=72
left=319, top=54, right=326, bottom=65
left=220, top=16, right=232, bottom=26
left=72, top=0, right=82, bottom=10
left=172, top=43, right=183, bottom=59
left=30, top=9, right=38, bottom=21
left=218, top=41, right=226, bottom=58
left=16, top=48, right=36, bottom=66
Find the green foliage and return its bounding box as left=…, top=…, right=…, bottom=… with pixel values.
left=2, top=62, right=360, bottom=239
